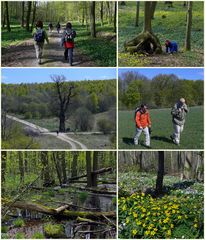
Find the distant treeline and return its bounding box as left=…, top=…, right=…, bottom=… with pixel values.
left=119, top=71, right=203, bottom=110
left=2, top=79, right=116, bottom=122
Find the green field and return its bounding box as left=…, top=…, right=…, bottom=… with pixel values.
left=118, top=1, right=204, bottom=67
left=118, top=106, right=204, bottom=149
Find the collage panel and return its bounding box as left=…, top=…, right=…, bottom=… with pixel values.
left=1, top=1, right=117, bottom=67
left=2, top=150, right=117, bottom=239
left=118, top=1, right=204, bottom=67
left=1, top=68, right=117, bottom=150
left=118, top=68, right=204, bottom=149
left=118, top=150, right=204, bottom=239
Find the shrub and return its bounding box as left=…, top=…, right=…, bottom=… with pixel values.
left=97, top=118, right=113, bottom=134
left=74, top=107, right=94, bottom=131
left=13, top=218, right=25, bottom=227
left=1, top=226, right=8, bottom=233
left=44, top=223, right=64, bottom=238
left=15, top=232, right=26, bottom=239
left=32, top=232, right=45, bottom=239
left=24, top=111, right=32, bottom=119
left=79, top=191, right=88, bottom=203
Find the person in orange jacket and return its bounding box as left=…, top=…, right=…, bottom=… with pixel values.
left=134, top=104, right=151, bottom=147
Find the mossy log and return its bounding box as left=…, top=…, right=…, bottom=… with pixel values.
left=124, top=31, right=162, bottom=54
left=3, top=200, right=116, bottom=219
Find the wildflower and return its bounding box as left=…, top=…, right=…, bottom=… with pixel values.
left=122, top=205, right=127, bottom=211
left=178, top=216, right=182, bottom=220
left=133, top=212, right=138, bottom=218
left=126, top=217, right=130, bottom=224
left=154, top=228, right=158, bottom=232
left=171, top=224, right=174, bottom=229
left=167, top=229, right=171, bottom=236
left=132, top=229, right=137, bottom=236
left=194, top=224, right=198, bottom=228
left=141, top=193, right=145, bottom=197
left=145, top=230, right=150, bottom=236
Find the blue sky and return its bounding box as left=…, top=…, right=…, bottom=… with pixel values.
left=118, top=68, right=204, bottom=80
left=1, top=68, right=116, bottom=84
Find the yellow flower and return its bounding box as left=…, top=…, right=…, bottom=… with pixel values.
left=126, top=217, right=130, bottom=224
left=122, top=205, right=127, bottom=211
left=141, top=193, right=145, bottom=197
left=171, top=224, right=174, bottom=229
left=172, top=209, right=176, bottom=214
left=148, top=225, right=152, bottom=230
left=143, top=223, right=146, bottom=228
left=178, top=215, right=182, bottom=220
left=133, top=212, right=138, bottom=218
left=142, top=207, right=146, bottom=213
left=147, top=212, right=151, bottom=216
left=136, top=221, right=142, bottom=226
left=141, top=213, right=145, bottom=218
left=145, top=230, right=150, bottom=236
left=167, top=229, right=171, bottom=236
left=150, top=231, right=156, bottom=236
left=163, top=218, right=169, bottom=223
left=132, top=229, right=137, bottom=236
left=194, top=224, right=198, bottom=228
left=154, top=228, right=158, bottom=232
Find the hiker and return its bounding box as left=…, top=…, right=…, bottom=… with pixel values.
left=56, top=22, right=61, bottom=33
left=134, top=104, right=152, bottom=147
left=165, top=40, right=178, bottom=53
left=61, top=22, right=76, bottom=66
left=48, top=22, right=53, bottom=32
left=32, top=20, right=49, bottom=64
left=56, top=130, right=59, bottom=136
left=170, top=98, right=188, bottom=145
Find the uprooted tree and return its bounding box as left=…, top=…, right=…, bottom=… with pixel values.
left=124, top=1, right=162, bottom=54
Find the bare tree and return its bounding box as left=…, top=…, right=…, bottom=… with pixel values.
left=51, top=75, right=75, bottom=132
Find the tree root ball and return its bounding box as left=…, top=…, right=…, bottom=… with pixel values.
left=124, top=31, right=162, bottom=54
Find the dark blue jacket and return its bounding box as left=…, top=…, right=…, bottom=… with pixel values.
left=166, top=41, right=178, bottom=53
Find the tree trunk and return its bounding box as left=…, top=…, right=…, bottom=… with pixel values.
left=2, top=151, right=7, bottom=194
left=52, top=153, right=62, bottom=186
left=185, top=1, right=192, bottom=51
left=21, top=1, right=25, bottom=28
left=5, top=1, right=11, bottom=32
left=90, top=1, right=96, bottom=38
left=86, top=151, right=92, bottom=187
left=26, top=1, right=32, bottom=32
left=125, top=1, right=162, bottom=54
left=41, top=151, right=52, bottom=187
left=71, top=152, right=78, bottom=178
left=135, top=2, right=140, bottom=27
left=113, top=2, right=117, bottom=33
left=31, top=1, right=37, bottom=31
left=4, top=200, right=115, bottom=219
left=61, top=152, right=67, bottom=184
left=59, top=108, right=66, bottom=132
left=2, top=2, right=6, bottom=28
left=155, top=151, right=164, bottom=194
left=18, top=152, right=24, bottom=183
left=150, top=2, right=157, bottom=19
left=100, top=2, right=104, bottom=26
left=92, top=152, right=98, bottom=187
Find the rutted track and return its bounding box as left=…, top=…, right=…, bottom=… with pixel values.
left=7, top=115, right=87, bottom=149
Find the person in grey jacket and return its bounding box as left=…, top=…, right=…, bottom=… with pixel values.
left=170, top=98, right=189, bottom=145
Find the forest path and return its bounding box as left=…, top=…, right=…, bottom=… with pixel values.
left=6, top=115, right=87, bottom=149
left=2, top=30, right=96, bottom=67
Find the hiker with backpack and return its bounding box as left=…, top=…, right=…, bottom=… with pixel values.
left=61, top=22, right=76, bottom=66
left=56, top=22, right=61, bottom=33
left=165, top=40, right=178, bottom=54
left=32, top=21, right=49, bottom=64
left=134, top=104, right=152, bottom=147
left=170, top=98, right=188, bottom=145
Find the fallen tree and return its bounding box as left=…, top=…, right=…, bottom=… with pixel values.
left=3, top=200, right=116, bottom=219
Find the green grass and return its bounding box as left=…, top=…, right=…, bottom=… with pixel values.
left=74, top=23, right=116, bottom=66
left=118, top=1, right=204, bottom=66
left=118, top=106, right=204, bottom=149
left=2, top=25, right=32, bottom=48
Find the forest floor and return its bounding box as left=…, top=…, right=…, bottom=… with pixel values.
left=1, top=30, right=96, bottom=67
left=7, top=115, right=87, bottom=149
left=2, top=175, right=116, bottom=239
left=118, top=1, right=204, bottom=67
left=118, top=170, right=204, bottom=239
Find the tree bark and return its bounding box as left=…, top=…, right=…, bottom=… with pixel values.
left=155, top=151, right=164, bottom=194
left=41, top=151, right=52, bottom=187
left=113, top=1, right=117, bottom=33
left=31, top=1, right=37, bottom=31
left=71, top=152, right=78, bottom=178
left=5, top=1, right=11, bottom=32
left=21, top=1, right=25, bottom=28
left=61, top=152, right=67, bottom=184
left=26, top=1, right=32, bottom=32
left=52, top=152, right=62, bottom=186
left=150, top=2, right=157, bottom=19
left=185, top=1, right=192, bottom=51
left=4, top=200, right=116, bottom=219
left=135, top=2, right=140, bottom=27
left=100, top=2, right=104, bottom=26
left=92, top=151, right=98, bottom=187
left=90, top=1, right=96, bottom=38
left=18, top=152, right=24, bottom=183
left=86, top=151, right=92, bottom=187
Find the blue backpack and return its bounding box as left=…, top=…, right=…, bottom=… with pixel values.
left=34, top=29, right=45, bottom=42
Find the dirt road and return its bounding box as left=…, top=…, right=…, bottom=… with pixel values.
left=7, top=115, right=87, bottom=149
left=2, top=30, right=96, bottom=67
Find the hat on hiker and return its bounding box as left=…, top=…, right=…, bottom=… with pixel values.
left=180, top=98, right=185, bottom=103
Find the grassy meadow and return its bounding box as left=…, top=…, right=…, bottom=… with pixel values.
left=118, top=106, right=204, bottom=149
